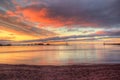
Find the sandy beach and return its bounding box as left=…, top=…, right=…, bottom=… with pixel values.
left=0, top=64, right=119, bottom=80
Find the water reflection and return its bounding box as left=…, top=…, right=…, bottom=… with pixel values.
left=0, top=44, right=120, bottom=65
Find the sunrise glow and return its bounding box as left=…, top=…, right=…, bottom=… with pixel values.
left=0, top=0, right=119, bottom=43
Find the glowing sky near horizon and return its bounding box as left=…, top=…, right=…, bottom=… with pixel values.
left=0, top=0, right=120, bottom=42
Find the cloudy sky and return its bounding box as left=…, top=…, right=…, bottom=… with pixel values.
left=0, top=0, right=120, bottom=42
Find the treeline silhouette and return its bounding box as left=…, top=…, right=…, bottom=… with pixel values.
left=0, top=44, right=12, bottom=46
left=0, top=43, right=50, bottom=46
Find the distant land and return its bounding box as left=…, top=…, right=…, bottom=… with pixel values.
left=0, top=43, right=50, bottom=46
left=0, top=42, right=120, bottom=46
left=104, top=43, right=120, bottom=45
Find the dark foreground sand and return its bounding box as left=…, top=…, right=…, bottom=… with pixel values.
left=0, top=64, right=120, bottom=80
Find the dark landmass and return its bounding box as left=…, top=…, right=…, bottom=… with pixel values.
left=0, top=43, right=49, bottom=46
left=0, top=64, right=120, bottom=80
left=104, top=43, right=120, bottom=45
left=0, top=44, right=12, bottom=46
left=0, top=43, right=70, bottom=46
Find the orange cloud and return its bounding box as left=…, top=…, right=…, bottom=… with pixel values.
left=16, top=7, right=98, bottom=28
left=0, top=26, right=24, bottom=35
left=19, top=8, right=63, bottom=27
left=95, top=31, right=106, bottom=35
left=6, top=11, right=17, bottom=17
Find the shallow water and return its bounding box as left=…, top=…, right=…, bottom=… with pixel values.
left=0, top=44, right=120, bottom=65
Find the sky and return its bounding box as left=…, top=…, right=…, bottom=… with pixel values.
left=0, top=0, right=120, bottom=43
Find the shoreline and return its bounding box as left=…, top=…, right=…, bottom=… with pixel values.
left=0, top=64, right=120, bottom=80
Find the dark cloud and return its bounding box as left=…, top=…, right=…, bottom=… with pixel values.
left=17, top=0, right=120, bottom=28
left=48, top=0, right=120, bottom=27
left=0, top=0, right=15, bottom=11
left=1, top=0, right=120, bottom=28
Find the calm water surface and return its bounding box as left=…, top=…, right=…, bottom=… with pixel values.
left=0, top=44, right=120, bottom=65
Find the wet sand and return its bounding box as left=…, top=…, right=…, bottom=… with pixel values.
left=0, top=64, right=120, bottom=80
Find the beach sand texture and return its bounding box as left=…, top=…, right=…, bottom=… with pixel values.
left=0, top=64, right=120, bottom=80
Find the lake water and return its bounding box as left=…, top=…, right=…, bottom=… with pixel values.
left=0, top=44, right=120, bottom=65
